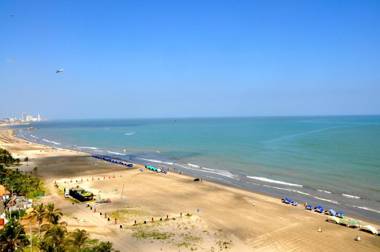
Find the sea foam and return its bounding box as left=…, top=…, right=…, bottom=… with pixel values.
left=247, top=176, right=303, bottom=188
left=182, top=163, right=235, bottom=179
left=353, top=206, right=380, bottom=214
left=139, top=158, right=174, bottom=166
left=42, top=138, right=61, bottom=145
left=107, top=151, right=125, bottom=156
left=200, top=167, right=235, bottom=179
left=124, top=132, right=135, bottom=136
left=187, top=163, right=200, bottom=168
left=342, top=194, right=360, bottom=199
left=313, top=196, right=339, bottom=205
left=317, top=189, right=332, bottom=194
left=78, top=146, right=98, bottom=150
left=263, top=185, right=310, bottom=196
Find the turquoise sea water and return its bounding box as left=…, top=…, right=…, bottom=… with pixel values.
left=16, top=116, right=380, bottom=222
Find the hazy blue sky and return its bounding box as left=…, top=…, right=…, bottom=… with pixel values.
left=0, top=0, right=379, bottom=119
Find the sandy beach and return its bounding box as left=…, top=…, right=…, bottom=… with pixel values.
left=1, top=127, right=379, bottom=251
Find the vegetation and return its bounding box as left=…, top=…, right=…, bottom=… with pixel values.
left=0, top=148, right=19, bottom=166
left=0, top=164, right=44, bottom=198
left=0, top=148, right=44, bottom=198
left=30, top=203, right=45, bottom=236
left=132, top=228, right=174, bottom=240
left=0, top=148, right=118, bottom=251
left=0, top=218, right=30, bottom=251
left=27, top=203, right=119, bottom=252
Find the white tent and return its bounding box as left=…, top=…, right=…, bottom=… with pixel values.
left=361, top=225, right=378, bottom=235
left=326, top=216, right=340, bottom=224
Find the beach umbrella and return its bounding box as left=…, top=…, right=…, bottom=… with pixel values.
left=327, top=216, right=340, bottom=224
left=361, top=225, right=378, bottom=235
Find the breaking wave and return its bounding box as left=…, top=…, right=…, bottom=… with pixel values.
left=78, top=146, right=98, bottom=150
left=247, top=176, right=303, bottom=188
left=42, top=138, right=61, bottom=145
left=124, top=132, right=135, bottom=136
left=313, top=196, right=339, bottom=205
left=342, top=194, right=360, bottom=199
left=199, top=167, right=235, bottom=179
left=139, top=158, right=174, bottom=166
left=107, top=151, right=125, bottom=156
left=352, top=206, right=380, bottom=214
left=187, top=163, right=200, bottom=168
left=317, top=189, right=332, bottom=194
left=263, top=185, right=310, bottom=196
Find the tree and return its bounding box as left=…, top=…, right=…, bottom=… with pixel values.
left=66, top=229, right=90, bottom=251
left=30, top=203, right=46, bottom=236
left=91, top=241, right=117, bottom=252
left=40, top=203, right=67, bottom=250
left=44, top=203, right=63, bottom=224
left=39, top=224, right=67, bottom=252
left=0, top=218, right=30, bottom=252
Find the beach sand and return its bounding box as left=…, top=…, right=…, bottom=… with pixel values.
left=1, top=128, right=379, bottom=251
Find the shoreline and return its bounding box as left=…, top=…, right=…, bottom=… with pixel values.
left=13, top=124, right=380, bottom=225
left=1, top=126, right=380, bottom=251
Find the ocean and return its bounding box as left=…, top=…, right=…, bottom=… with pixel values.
left=14, top=116, right=380, bottom=223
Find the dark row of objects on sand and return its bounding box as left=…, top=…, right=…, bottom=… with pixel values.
left=92, top=155, right=134, bottom=168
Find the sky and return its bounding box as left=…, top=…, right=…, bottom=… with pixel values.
left=0, top=0, right=379, bottom=119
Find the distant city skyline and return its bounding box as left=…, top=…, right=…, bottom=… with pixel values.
left=1, top=1, right=379, bottom=119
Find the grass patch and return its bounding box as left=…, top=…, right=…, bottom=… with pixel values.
left=133, top=229, right=174, bottom=240
left=110, top=208, right=148, bottom=221
left=177, top=233, right=201, bottom=249
left=216, top=240, right=232, bottom=250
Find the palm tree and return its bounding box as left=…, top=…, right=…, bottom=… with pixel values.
left=92, top=241, right=117, bottom=252
left=45, top=203, right=63, bottom=224
left=0, top=218, right=30, bottom=251
left=40, top=203, right=67, bottom=250
left=39, top=224, right=67, bottom=252
left=30, top=203, right=45, bottom=236
left=66, top=229, right=90, bottom=250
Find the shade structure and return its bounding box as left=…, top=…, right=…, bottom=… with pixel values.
left=328, top=209, right=336, bottom=216
left=361, top=225, right=378, bottom=235
left=305, top=204, right=313, bottom=210
left=314, top=205, right=324, bottom=213
left=340, top=218, right=360, bottom=228
left=327, top=216, right=340, bottom=224
left=347, top=219, right=361, bottom=228
left=339, top=217, right=350, bottom=226
left=336, top=211, right=344, bottom=218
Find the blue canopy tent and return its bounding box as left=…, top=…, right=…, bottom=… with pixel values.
left=328, top=209, right=337, bottom=216
left=305, top=204, right=313, bottom=210
left=314, top=205, right=324, bottom=213
left=336, top=211, right=345, bottom=218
